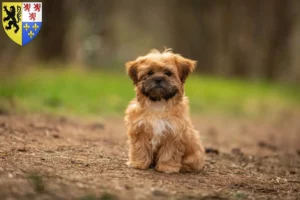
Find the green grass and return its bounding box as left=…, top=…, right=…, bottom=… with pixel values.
left=28, top=173, right=45, bottom=193
left=78, top=193, right=118, bottom=200
left=0, top=68, right=299, bottom=117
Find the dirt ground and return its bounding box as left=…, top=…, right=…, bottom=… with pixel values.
left=0, top=113, right=299, bottom=200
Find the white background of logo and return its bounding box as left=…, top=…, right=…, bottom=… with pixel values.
left=22, top=2, right=42, bottom=22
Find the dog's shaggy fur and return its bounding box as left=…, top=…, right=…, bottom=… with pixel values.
left=124, top=49, right=205, bottom=173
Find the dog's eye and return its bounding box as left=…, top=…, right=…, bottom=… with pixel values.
left=148, top=70, right=154, bottom=76
left=164, top=70, right=172, bottom=76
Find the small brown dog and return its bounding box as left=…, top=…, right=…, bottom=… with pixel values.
left=124, top=49, right=205, bottom=173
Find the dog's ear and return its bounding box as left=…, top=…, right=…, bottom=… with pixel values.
left=175, top=55, right=197, bottom=83
left=126, top=60, right=139, bottom=85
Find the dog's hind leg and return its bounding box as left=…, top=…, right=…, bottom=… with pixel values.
left=180, top=137, right=205, bottom=172
left=180, top=150, right=204, bottom=172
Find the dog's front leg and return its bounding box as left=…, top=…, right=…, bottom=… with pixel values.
left=127, top=131, right=152, bottom=170
left=155, top=137, right=184, bottom=174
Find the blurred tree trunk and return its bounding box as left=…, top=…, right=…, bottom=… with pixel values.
left=38, top=0, right=71, bottom=63
left=263, top=0, right=292, bottom=80
left=168, top=0, right=299, bottom=83
left=169, top=0, right=215, bottom=73
left=288, top=0, right=300, bottom=82
left=63, top=0, right=116, bottom=67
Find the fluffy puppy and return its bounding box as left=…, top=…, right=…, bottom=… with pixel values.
left=124, top=49, right=205, bottom=174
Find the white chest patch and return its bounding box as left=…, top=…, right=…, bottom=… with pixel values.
left=151, top=119, right=175, bottom=152
left=135, top=118, right=176, bottom=152
left=152, top=119, right=172, bottom=135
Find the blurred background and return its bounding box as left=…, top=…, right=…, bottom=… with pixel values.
left=1, top=0, right=300, bottom=116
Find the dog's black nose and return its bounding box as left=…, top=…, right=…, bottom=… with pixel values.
left=154, top=77, right=163, bottom=84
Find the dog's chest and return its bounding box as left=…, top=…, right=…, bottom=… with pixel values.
left=152, top=119, right=173, bottom=135
left=137, top=118, right=175, bottom=152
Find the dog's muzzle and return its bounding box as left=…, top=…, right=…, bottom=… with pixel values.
left=142, top=76, right=178, bottom=101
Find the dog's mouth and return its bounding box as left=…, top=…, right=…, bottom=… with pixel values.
left=142, top=84, right=178, bottom=101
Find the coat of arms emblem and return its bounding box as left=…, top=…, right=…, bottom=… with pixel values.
left=2, top=2, right=42, bottom=46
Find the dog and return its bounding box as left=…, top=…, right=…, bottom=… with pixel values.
left=124, top=49, right=205, bottom=173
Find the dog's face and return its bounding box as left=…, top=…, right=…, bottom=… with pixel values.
left=126, top=49, right=196, bottom=102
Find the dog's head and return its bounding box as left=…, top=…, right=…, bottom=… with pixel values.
left=126, top=49, right=196, bottom=102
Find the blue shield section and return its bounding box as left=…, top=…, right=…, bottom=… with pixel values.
left=22, top=22, right=42, bottom=46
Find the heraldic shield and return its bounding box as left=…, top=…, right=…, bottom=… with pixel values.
left=2, top=2, right=42, bottom=46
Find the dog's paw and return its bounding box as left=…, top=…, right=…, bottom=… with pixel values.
left=155, top=164, right=180, bottom=174
left=181, top=152, right=205, bottom=173
left=127, top=161, right=149, bottom=170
